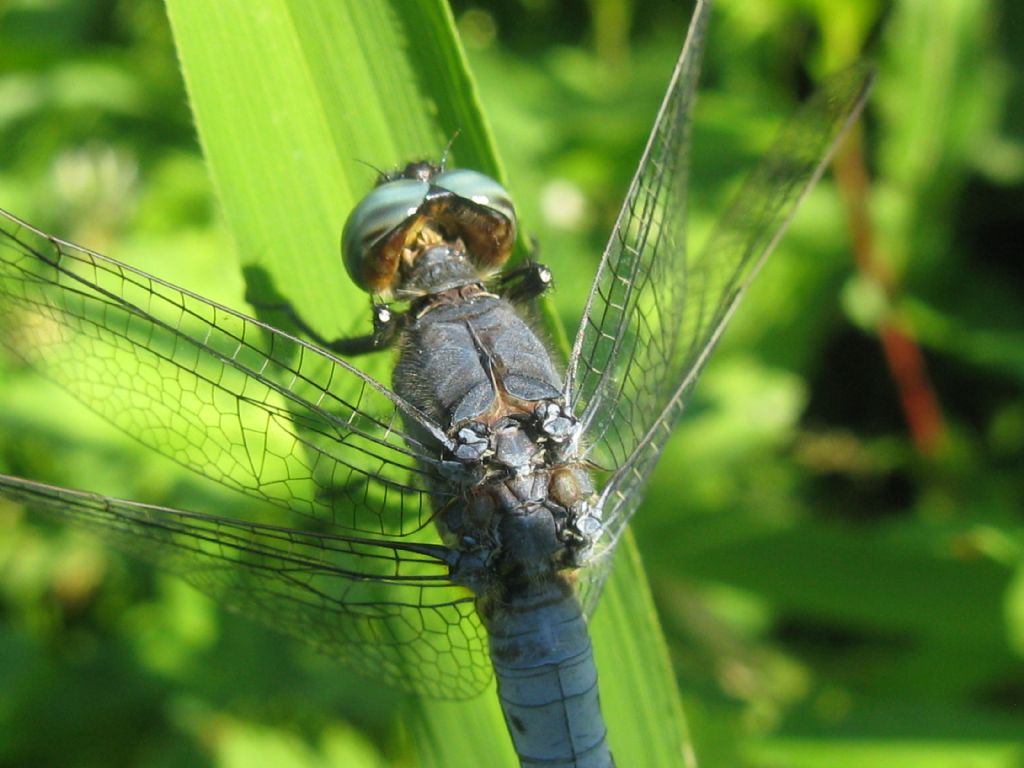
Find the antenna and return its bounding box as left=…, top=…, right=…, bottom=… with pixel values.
left=439, top=129, right=462, bottom=170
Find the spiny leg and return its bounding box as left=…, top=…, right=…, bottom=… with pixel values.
left=244, top=266, right=403, bottom=356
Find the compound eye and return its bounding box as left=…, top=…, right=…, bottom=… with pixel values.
left=432, top=169, right=516, bottom=226
left=431, top=170, right=517, bottom=273
left=341, top=178, right=429, bottom=293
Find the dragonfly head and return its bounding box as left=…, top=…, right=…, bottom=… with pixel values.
left=341, top=164, right=518, bottom=298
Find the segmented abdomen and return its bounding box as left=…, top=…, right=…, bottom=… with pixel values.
left=485, top=576, right=614, bottom=768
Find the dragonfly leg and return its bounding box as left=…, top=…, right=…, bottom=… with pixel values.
left=276, top=301, right=402, bottom=355
left=244, top=265, right=403, bottom=355
left=313, top=303, right=404, bottom=355
left=489, top=256, right=553, bottom=304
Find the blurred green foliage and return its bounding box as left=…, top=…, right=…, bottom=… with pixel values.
left=1, top=0, right=1022, bottom=766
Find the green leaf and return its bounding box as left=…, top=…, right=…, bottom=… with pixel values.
left=748, top=738, right=1024, bottom=768
left=165, top=0, right=689, bottom=766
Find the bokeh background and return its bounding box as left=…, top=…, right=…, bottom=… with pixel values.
left=1, top=0, right=1022, bottom=766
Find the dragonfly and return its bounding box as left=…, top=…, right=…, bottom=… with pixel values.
left=0, top=1, right=872, bottom=765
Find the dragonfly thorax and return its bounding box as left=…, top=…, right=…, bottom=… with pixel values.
left=387, top=258, right=600, bottom=590
left=444, top=460, right=599, bottom=590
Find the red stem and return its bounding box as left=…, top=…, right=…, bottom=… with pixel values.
left=833, top=124, right=945, bottom=454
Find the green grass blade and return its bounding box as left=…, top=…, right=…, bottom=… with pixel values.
left=165, top=0, right=689, bottom=764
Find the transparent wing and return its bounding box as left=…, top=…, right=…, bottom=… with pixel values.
left=0, top=473, right=490, bottom=699
left=0, top=209, right=454, bottom=537
left=569, top=3, right=873, bottom=608
left=565, top=0, right=709, bottom=451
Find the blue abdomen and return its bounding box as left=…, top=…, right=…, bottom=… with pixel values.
left=484, top=577, right=613, bottom=768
